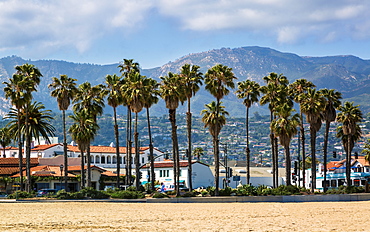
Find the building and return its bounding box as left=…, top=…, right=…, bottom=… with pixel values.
left=140, top=160, right=214, bottom=189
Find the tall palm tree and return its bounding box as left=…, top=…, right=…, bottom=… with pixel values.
left=160, top=72, right=186, bottom=195
left=201, top=101, right=229, bottom=196
left=299, top=88, right=325, bottom=192
left=3, top=73, right=32, bottom=191
left=0, top=127, right=12, bottom=158
left=73, top=82, right=105, bottom=187
left=180, top=63, right=203, bottom=191
left=288, top=79, right=315, bottom=187
left=336, top=101, right=363, bottom=187
left=69, top=110, right=99, bottom=189
left=118, top=59, right=140, bottom=186
left=104, top=74, right=124, bottom=188
left=122, top=71, right=147, bottom=190
left=271, top=103, right=300, bottom=186
left=142, top=77, right=160, bottom=191
left=362, top=138, right=370, bottom=163
left=236, top=79, right=260, bottom=184
left=49, top=74, right=78, bottom=190
left=260, top=73, right=290, bottom=188
left=319, top=88, right=342, bottom=192
left=204, top=64, right=236, bottom=195
left=16, top=64, right=42, bottom=193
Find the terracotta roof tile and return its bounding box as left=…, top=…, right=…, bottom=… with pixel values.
left=11, top=165, right=76, bottom=177
left=31, top=144, right=62, bottom=151
left=142, top=160, right=207, bottom=169
left=67, top=145, right=144, bottom=154
left=0, top=158, right=39, bottom=166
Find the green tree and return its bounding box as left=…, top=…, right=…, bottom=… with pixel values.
left=160, top=72, right=186, bottom=196
left=0, top=127, right=12, bottom=158
left=73, top=82, right=105, bottom=187
left=193, top=147, right=205, bottom=160
left=271, top=103, right=300, bottom=185
left=142, top=77, right=160, bottom=191
left=362, top=139, right=370, bottom=164
left=319, top=88, right=342, bottom=192
left=288, top=79, right=315, bottom=188
left=49, top=74, right=78, bottom=191
left=180, top=64, right=203, bottom=191
left=69, top=110, right=99, bottom=189
left=260, top=73, right=290, bottom=188
left=201, top=101, right=229, bottom=195
left=204, top=64, right=236, bottom=195
left=299, top=88, right=325, bottom=192
left=104, top=74, right=124, bottom=188
left=236, top=79, right=260, bottom=184
left=336, top=101, right=363, bottom=187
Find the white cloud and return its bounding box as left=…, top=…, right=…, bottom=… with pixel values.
left=156, top=0, right=370, bottom=44
left=0, top=0, right=153, bottom=55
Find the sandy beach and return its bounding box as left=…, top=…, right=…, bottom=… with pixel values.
left=0, top=201, right=370, bottom=231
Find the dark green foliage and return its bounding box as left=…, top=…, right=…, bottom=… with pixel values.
left=181, top=191, right=197, bottom=197
left=55, top=189, right=84, bottom=199
left=109, top=190, right=145, bottom=199
left=152, top=192, right=169, bottom=198
left=206, top=186, right=216, bottom=196
left=80, top=187, right=110, bottom=199
left=236, top=184, right=257, bottom=196
left=8, top=191, right=35, bottom=199
left=219, top=187, right=234, bottom=196
left=326, top=185, right=365, bottom=194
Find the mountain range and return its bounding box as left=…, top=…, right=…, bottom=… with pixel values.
left=0, top=46, right=369, bottom=117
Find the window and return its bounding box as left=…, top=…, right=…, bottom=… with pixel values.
left=354, top=179, right=360, bottom=186
left=338, top=179, right=345, bottom=186
left=166, top=170, right=169, bottom=177
left=361, top=180, right=366, bottom=186
left=90, top=156, right=94, bottom=163
left=95, top=156, right=100, bottom=164
left=330, top=180, right=337, bottom=188
left=123, top=157, right=126, bottom=164
left=142, top=157, right=145, bottom=164
left=160, top=170, right=163, bottom=177
left=113, top=156, right=117, bottom=164
left=107, top=156, right=111, bottom=164
left=322, top=180, right=329, bottom=188
left=101, top=156, right=106, bottom=164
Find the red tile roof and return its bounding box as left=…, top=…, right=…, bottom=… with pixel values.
left=11, top=165, right=76, bottom=177
left=0, top=158, right=39, bottom=166
left=0, top=167, right=23, bottom=176
left=31, top=144, right=62, bottom=151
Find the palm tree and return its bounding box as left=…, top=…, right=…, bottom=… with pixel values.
left=69, top=110, right=99, bottom=189
left=336, top=101, right=363, bottom=187
left=73, top=82, right=105, bottom=187
left=362, top=139, right=370, bottom=164
left=201, top=101, right=229, bottom=196
left=260, top=73, right=290, bottom=188
left=236, top=79, right=260, bottom=184
left=288, top=79, right=315, bottom=187
left=299, top=88, right=325, bottom=192
left=160, top=72, right=186, bottom=195
left=204, top=64, right=236, bottom=195
left=122, top=72, right=147, bottom=190
left=271, top=103, right=300, bottom=185
left=118, top=59, right=140, bottom=186
left=319, top=88, right=342, bottom=192
left=49, top=74, right=78, bottom=191
left=0, top=127, right=12, bottom=158
left=180, top=63, right=203, bottom=191
left=193, top=147, right=205, bottom=160
left=104, top=74, right=124, bottom=188
left=142, top=77, right=160, bottom=191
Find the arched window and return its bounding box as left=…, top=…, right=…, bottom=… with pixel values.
left=95, top=155, right=100, bottom=164
left=101, top=156, right=106, bottom=164
left=113, top=156, right=117, bottom=164
left=90, top=155, right=94, bottom=163
left=120, top=156, right=123, bottom=164
left=107, top=156, right=111, bottom=164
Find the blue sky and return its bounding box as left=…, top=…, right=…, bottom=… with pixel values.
left=1, top=0, right=370, bottom=69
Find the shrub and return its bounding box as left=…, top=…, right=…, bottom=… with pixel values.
left=219, top=187, right=233, bottom=196
left=110, top=190, right=145, bottom=199
left=80, top=187, right=110, bottom=199
left=152, top=193, right=169, bottom=198
left=237, top=184, right=257, bottom=196
left=206, top=186, right=216, bottom=196
left=181, top=191, right=197, bottom=197
left=8, top=191, right=35, bottom=199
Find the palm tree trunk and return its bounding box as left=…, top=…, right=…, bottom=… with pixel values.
left=214, top=137, right=220, bottom=196
left=25, top=109, right=31, bottom=193
left=113, top=107, right=120, bottom=188
left=300, top=112, right=306, bottom=189
left=169, top=108, right=179, bottom=196
left=346, top=135, right=352, bottom=187
left=87, top=146, right=91, bottom=188
left=310, top=128, right=317, bottom=192
left=63, top=110, right=68, bottom=191
left=127, top=107, right=132, bottom=186
left=269, top=111, right=276, bottom=188
left=134, top=112, right=140, bottom=191
left=17, top=109, right=23, bottom=191
left=146, top=108, right=155, bottom=191
left=274, top=136, right=279, bottom=187
left=186, top=99, right=193, bottom=191
left=80, top=150, right=85, bottom=189
left=285, top=145, right=291, bottom=186
left=246, top=107, right=250, bottom=184
left=323, top=120, right=330, bottom=192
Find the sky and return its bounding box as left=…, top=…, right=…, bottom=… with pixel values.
left=1, top=0, right=370, bottom=69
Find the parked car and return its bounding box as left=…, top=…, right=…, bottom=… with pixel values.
left=36, top=189, right=57, bottom=197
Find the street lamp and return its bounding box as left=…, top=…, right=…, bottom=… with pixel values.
left=59, top=164, right=64, bottom=190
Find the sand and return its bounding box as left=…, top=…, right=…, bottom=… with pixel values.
left=0, top=201, right=369, bottom=231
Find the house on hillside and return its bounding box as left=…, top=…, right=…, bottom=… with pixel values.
left=140, top=160, right=214, bottom=189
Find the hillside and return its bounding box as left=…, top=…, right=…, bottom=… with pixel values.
left=0, top=46, right=369, bottom=117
